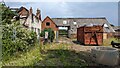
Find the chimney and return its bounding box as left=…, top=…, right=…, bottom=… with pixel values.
left=29, top=7, right=33, bottom=14
left=36, top=8, right=41, bottom=20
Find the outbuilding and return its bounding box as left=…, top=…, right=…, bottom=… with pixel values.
left=52, top=17, right=115, bottom=39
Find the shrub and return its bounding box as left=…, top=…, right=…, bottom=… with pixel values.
left=2, top=21, right=37, bottom=60
left=1, top=4, right=37, bottom=60
left=40, top=28, right=55, bottom=42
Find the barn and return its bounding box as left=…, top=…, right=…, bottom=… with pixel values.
left=52, top=17, right=115, bottom=39
left=42, top=17, right=115, bottom=40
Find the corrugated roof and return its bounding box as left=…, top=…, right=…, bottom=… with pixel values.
left=113, top=26, right=120, bottom=31
left=51, top=17, right=115, bottom=33
left=52, top=17, right=106, bottom=26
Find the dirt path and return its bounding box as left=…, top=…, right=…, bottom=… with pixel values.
left=58, top=37, right=96, bottom=52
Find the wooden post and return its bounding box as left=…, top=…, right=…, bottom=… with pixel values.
left=56, top=31, right=59, bottom=43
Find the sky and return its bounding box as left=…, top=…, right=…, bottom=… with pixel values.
left=1, top=0, right=119, bottom=26
left=1, top=0, right=120, bottom=2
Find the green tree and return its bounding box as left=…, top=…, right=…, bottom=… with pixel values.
left=1, top=3, right=37, bottom=60
left=2, top=21, right=37, bottom=60
left=1, top=3, right=16, bottom=25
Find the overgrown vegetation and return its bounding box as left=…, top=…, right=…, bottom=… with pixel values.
left=103, top=37, right=120, bottom=46
left=59, top=30, right=68, bottom=35
left=34, top=43, right=95, bottom=67
left=2, top=44, right=41, bottom=66
left=2, top=21, right=37, bottom=60
left=1, top=2, right=118, bottom=67
left=40, top=28, right=55, bottom=42
left=1, top=3, right=16, bottom=25
left=2, top=43, right=92, bottom=67
left=1, top=3, right=37, bottom=61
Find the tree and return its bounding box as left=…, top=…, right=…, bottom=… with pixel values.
left=1, top=3, right=37, bottom=60
left=0, top=3, right=16, bottom=25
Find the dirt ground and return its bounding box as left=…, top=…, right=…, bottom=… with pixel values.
left=58, top=37, right=98, bottom=52
left=35, top=37, right=120, bottom=67
left=57, top=37, right=120, bottom=67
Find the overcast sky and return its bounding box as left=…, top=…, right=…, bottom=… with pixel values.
left=3, top=1, right=119, bottom=26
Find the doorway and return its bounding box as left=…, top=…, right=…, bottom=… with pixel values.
left=58, top=26, right=70, bottom=38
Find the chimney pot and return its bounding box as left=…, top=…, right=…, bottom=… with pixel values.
left=36, top=8, right=41, bottom=20
left=29, top=7, right=32, bottom=14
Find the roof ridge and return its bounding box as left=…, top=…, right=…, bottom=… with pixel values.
left=51, top=17, right=106, bottom=19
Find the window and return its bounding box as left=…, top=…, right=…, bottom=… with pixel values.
left=73, top=22, right=77, bottom=25
left=46, top=22, right=50, bottom=26
left=63, top=20, right=67, bottom=24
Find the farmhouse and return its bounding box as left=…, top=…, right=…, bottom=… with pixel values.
left=51, top=17, right=115, bottom=39
left=14, top=7, right=42, bottom=38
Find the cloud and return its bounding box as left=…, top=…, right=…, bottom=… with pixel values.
left=5, top=2, right=118, bottom=26
left=4, top=0, right=120, bottom=2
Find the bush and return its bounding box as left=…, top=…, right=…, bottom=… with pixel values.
left=40, top=28, right=55, bottom=42
left=2, top=21, right=37, bottom=60
left=1, top=4, right=37, bottom=60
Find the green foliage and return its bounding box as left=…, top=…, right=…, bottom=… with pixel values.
left=1, top=4, right=37, bottom=60
left=103, top=37, right=120, bottom=46
left=59, top=30, right=68, bottom=35
left=2, top=21, right=37, bottom=60
left=40, top=28, right=55, bottom=42
left=34, top=43, right=89, bottom=66
left=2, top=44, right=42, bottom=66
left=0, top=3, right=16, bottom=25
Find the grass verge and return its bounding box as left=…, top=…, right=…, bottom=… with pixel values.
left=2, top=44, right=42, bottom=66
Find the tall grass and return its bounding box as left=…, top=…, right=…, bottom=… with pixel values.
left=35, top=43, right=89, bottom=66
left=2, top=44, right=42, bottom=66
left=1, top=42, right=71, bottom=66
left=103, top=37, right=120, bottom=46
